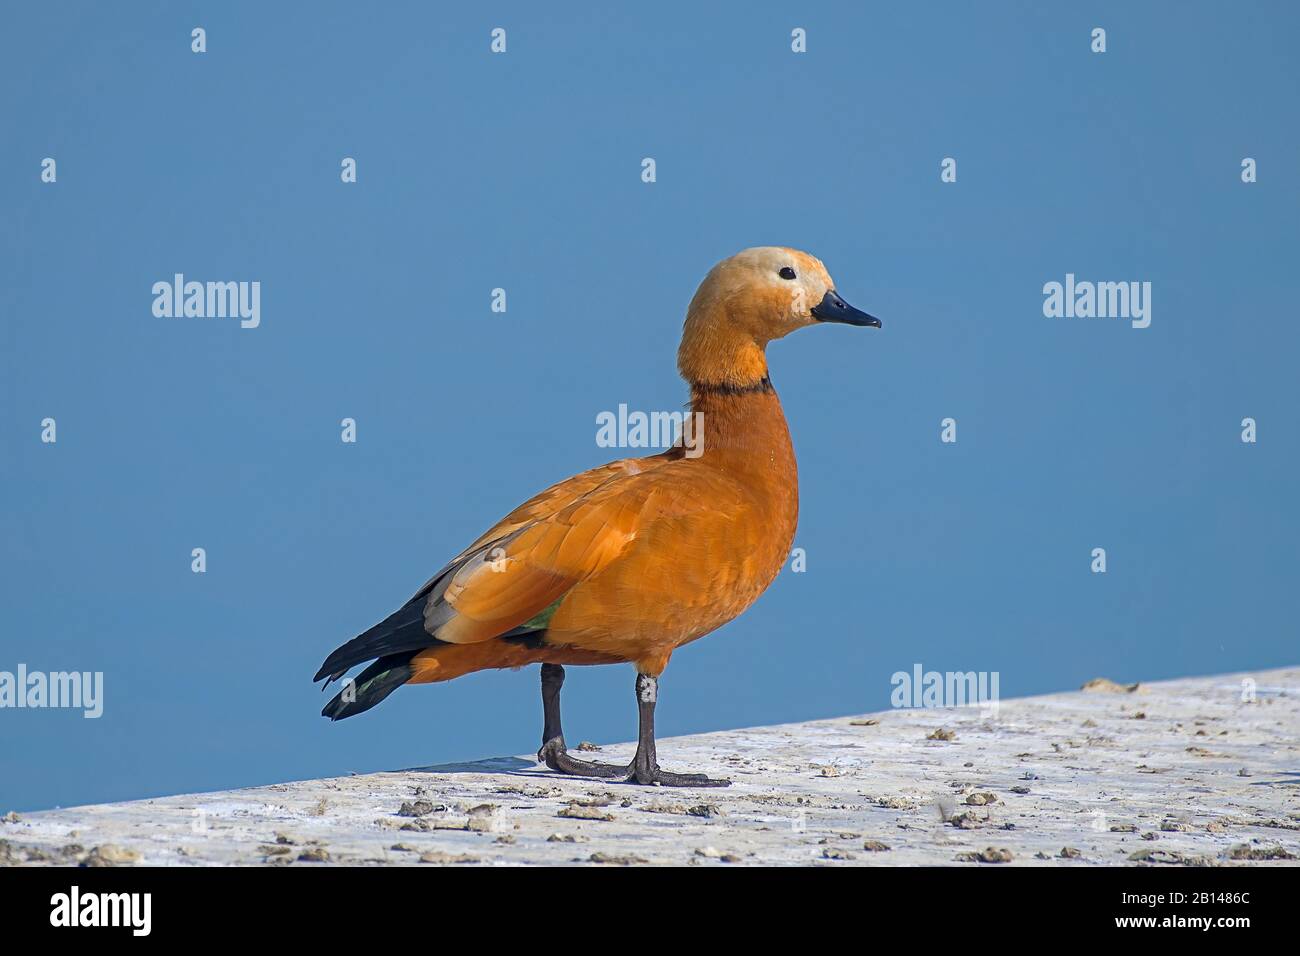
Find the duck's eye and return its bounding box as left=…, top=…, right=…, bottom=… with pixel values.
left=778, top=267, right=797, bottom=281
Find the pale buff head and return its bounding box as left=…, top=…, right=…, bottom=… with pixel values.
left=677, top=247, right=880, bottom=388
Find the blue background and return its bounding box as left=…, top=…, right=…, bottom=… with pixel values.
left=2, top=2, right=1296, bottom=812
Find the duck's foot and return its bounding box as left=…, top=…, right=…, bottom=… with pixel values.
left=538, top=737, right=628, bottom=779
left=628, top=762, right=731, bottom=788
left=537, top=737, right=730, bottom=787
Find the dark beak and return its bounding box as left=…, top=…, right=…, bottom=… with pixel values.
left=811, top=289, right=882, bottom=328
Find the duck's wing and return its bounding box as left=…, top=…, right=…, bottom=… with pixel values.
left=313, top=454, right=684, bottom=683
left=404, top=457, right=664, bottom=607
left=425, top=455, right=720, bottom=645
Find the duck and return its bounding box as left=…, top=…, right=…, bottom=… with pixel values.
left=314, top=247, right=881, bottom=786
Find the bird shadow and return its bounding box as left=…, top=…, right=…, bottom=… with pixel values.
left=399, top=755, right=538, bottom=776
left=1247, top=770, right=1300, bottom=788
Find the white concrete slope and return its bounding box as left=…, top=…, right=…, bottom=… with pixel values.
left=3, top=667, right=1298, bottom=866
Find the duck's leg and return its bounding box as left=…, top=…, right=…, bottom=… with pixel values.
left=538, top=663, right=566, bottom=752
left=536, top=663, right=626, bottom=778
left=537, top=667, right=729, bottom=786
left=625, top=673, right=730, bottom=787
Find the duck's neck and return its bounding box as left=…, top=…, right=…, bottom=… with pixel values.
left=676, top=322, right=794, bottom=471
left=683, top=377, right=800, bottom=571
left=685, top=375, right=796, bottom=476
left=676, top=322, right=770, bottom=391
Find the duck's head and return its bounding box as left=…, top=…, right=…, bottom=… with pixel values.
left=678, top=246, right=880, bottom=389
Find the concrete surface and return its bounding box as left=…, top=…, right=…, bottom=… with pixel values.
left=3, top=667, right=1298, bottom=866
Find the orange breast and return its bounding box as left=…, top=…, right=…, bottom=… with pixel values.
left=545, top=387, right=798, bottom=674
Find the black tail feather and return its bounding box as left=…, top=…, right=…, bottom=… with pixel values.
left=313, top=602, right=443, bottom=684
left=321, top=651, right=418, bottom=721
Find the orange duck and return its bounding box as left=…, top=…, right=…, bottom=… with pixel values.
left=315, top=247, right=880, bottom=786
